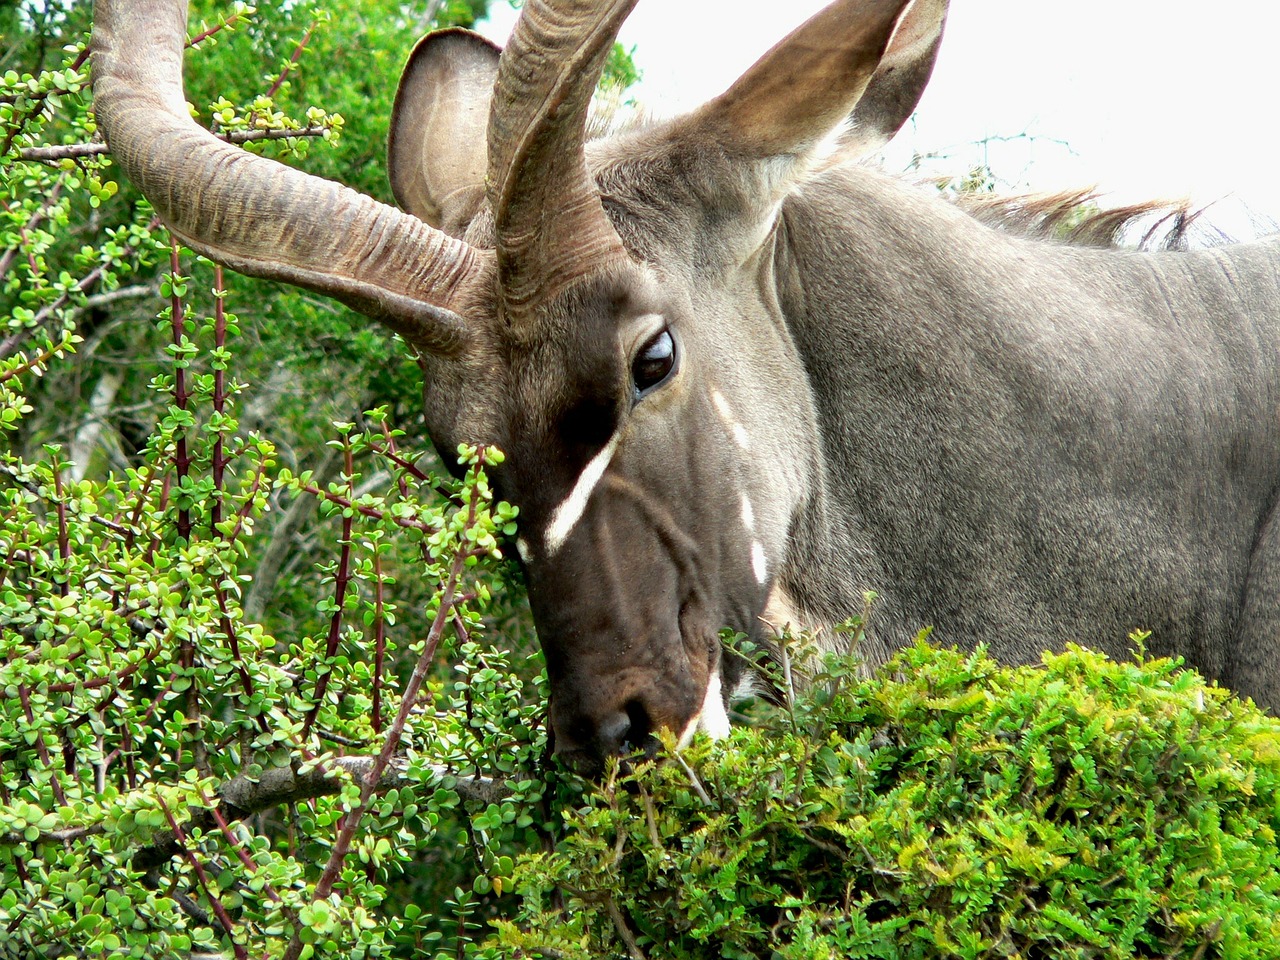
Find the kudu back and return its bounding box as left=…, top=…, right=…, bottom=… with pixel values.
left=92, top=0, right=1280, bottom=770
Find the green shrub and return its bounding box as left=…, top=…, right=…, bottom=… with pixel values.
left=497, top=640, right=1280, bottom=960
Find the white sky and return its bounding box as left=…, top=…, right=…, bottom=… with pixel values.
left=478, top=1, right=1280, bottom=238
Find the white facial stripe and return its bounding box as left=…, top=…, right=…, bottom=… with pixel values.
left=677, top=667, right=732, bottom=749
left=710, top=388, right=733, bottom=422
left=751, top=541, right=768, bottom=585
left=711, top=388, right=751, bottom=449
left=544, top=432, right=621, bottom=556
left=696, top=669, right=731, bottom=739
left=740, top=494, right=755, bottom=531
left=516, top=537, right=531, bottom=564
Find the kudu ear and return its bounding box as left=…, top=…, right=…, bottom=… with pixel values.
left=841, top=0, right=947, bottom=157
left=389, top=28, right=499, bottom=237
left=688, top=0, right=944, bottom=162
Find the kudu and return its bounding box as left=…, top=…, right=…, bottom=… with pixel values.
left=92, top=0, right=1280, bottom=770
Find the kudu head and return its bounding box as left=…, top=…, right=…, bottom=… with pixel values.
left=91, top=0, right=946, bottom=770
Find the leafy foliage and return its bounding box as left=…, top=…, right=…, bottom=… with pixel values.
left=0, top=226, right=549, bottom=956
left=499, top=641, right=1280, bottom=959
left=0, top=5, right=558, bottom=957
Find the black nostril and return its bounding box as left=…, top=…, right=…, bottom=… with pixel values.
left=595, top=710, right=632, bottom=756
left=594, top=700, right=655, bottom=756
left=623, top=699, right=653, bottom=753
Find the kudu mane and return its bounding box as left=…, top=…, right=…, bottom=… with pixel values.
left=958, top=189, right=1222, bottom=251
left=587, top=100, right=1210, bottom=254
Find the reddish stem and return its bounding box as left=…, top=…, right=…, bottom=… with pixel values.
left=266, top=23, right=316, bottom=98
left=50, top=458, right=69, bottom=596
left=300, top=437, right=356, bottom=741
left=281, top=454, right=491, bottom=960
left=157, top=796, right=249, bottom=960
left=200, top=788, right=284, bottom=904
left=168, top=241, right=192, bottom=543
left=186, top=11, right=251, bottom=50
left=372, top=551, right=386, bottom=734
left=211, top=265, right=227, bottom=531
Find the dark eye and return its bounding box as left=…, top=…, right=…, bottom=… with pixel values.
left=631, top=327, right=676, bottom=398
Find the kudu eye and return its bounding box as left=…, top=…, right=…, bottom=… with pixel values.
left=632, top=327, right=676, bottom=399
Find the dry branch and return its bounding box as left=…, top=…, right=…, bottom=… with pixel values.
left=2, top=758, right=511, bottom=856
left=131, top=757, right=512, bottom=872
left=16, top=125, right=333, bottom=165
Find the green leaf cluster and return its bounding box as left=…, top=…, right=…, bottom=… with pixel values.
left=499, top=640, right=1280, bottom=959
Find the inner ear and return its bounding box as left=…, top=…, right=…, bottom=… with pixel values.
left=840, top=0, right=948, bottom=158
left=388, top=28, right=499, bottom=238
left=685, top=0, right=946, bottom=161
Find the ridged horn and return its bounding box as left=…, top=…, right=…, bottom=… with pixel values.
left=91, top=0, right=489, bottom=355
left=486, top=0, right=636, bottom=325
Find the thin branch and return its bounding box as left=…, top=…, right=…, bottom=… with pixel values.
left=0, top=182, right=64, bottom=283
left=291, top=477, right=442, bottom=534
left=2, top=758, right=509, bottom=851
left=672, top=750, right=712, bottom=807
left=1, top=256, right=121, bottom=359
left=282, top=457, right=494, bottom=960
left=299, top=435, right=356, bottom=742
left=121, top=757, right=510, bottom=872
left=157, top=795, right=249, bottom=960
left=0, top=459, right=144, bottom=540
left=265, top=21, right=317, bottom=99
left=243, top=448, right=341, bottom=622
left=187, top=10, right=252, bottom=49
left=78, top=283, right=154, bottom=310
left=606, top=896, right=647, bottom=960
left=0, top=331, right=77, bottom=386
left=16, top=126, right=333, bottom=165
left=200, top=788, right=283, bottom=904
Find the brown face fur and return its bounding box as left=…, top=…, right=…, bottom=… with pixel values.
left=420, top=262, right=774, bottom=766
left=391, top=0, right=941, bottom=765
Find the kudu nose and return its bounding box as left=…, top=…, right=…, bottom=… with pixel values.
left=596, top=710, right=635, bottom=755
left=554, top=699, right=656, bottom=773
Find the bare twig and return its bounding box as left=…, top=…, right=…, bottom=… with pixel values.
left=16, top=125, right=334, bottom=166
left=672, top=750, right=712, bottom=807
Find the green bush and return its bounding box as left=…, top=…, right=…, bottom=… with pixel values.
left=1, top=14, right=549, bottom=955
left=497, top=640, right=1280, bottom=960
